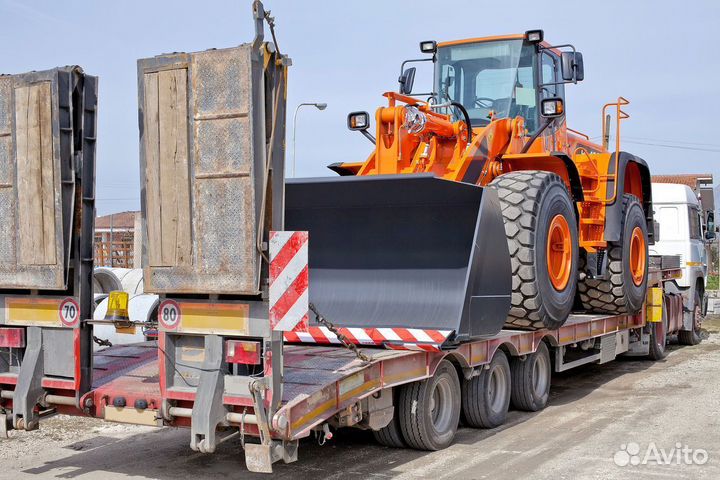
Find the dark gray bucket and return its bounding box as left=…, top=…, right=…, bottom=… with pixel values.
left=285, top=174, right=511, bottom=343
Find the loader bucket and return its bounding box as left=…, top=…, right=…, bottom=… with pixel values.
left=284, top=174, right=512, bottom=343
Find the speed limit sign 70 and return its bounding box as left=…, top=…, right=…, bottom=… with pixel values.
left=158, top=300, right=181, bottom=330
left=59, top=298, right=80, bottom=327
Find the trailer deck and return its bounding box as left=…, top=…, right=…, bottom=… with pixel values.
left=81, top=306, right=648, bottom=440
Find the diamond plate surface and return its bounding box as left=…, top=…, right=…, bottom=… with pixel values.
left=192, top=46, right=251, bottom=116
left=141, top=44, right=260, bottom=295
left=195, top=117, right=251, bottom=175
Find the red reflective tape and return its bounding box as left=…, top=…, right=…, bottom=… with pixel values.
left=392, top=328, right=417, bottom=343
left=292, top=313, right=309, bottom=333
left=269, top=231, right=307, bottom=285
left=425, top=329, right=449, bottom=343
left=269, top=265, right=308, bottom=323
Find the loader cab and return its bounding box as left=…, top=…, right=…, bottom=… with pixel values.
left=429, top=32, right=579, bottom=135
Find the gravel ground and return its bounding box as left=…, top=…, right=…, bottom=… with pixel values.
left=2, top=316, right=719, bottom=479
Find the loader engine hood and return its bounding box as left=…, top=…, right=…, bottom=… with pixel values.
left=284, top=174, right=512, bottom=344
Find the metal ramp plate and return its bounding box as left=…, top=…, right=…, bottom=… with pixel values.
left=0, top=68, right=84, bottom=289
left=138, top=45, right=266, bottom=295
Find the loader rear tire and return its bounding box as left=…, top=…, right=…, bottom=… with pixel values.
left=489, top=171, right=578, bottom=330
left=398, top=359, right=460, bottom=450
left=578, top=195, right=648, bottom=315
left=461, top=349, right=511, bottom=428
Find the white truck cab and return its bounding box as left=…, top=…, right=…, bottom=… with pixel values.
left=650, top=183, right=713, bottom=338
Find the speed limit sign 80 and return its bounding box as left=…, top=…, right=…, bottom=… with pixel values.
left=158, top=300, right=181, bottom=330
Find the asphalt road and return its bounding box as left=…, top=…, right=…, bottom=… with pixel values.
left=2, top=316, right=719, bottom=480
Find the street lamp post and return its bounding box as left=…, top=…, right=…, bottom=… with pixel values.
left=292, top=102, right=327, bottom=178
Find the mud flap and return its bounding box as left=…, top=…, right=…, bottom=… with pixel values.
left=285, top=174, right=512, bottom=341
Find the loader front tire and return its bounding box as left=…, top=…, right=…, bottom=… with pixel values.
left=489, top=171, right=578, bottom=330
left=578, top=195, right=648, bottom=315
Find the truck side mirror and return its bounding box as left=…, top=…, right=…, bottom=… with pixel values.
left=706, top=213, right=716, bottom=240
left=561, top=51, right=584, bottom=82
left=398, top=67, right=416, bottom=95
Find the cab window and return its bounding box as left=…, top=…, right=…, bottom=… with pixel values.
left=688, top=207, right=702, bottom=240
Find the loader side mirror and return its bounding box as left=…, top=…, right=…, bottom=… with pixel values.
left=398, top=67, right=416, bottom=95
left=561, top=51, right=584, bottom=82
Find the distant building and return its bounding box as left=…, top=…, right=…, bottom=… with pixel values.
left=95, top=211, right=141, bottom=268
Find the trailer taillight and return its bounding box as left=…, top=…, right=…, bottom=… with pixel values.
left=0, top=328, right=25, bottom=348
left=225, top=340, right=261, bottom=365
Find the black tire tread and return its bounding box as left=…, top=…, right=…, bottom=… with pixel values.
left=578, top=195, right=646, bottom=314
left=489, top=171, right=575, bottom=330
left=510, top=342, right=551, bottom=411
left=372, top=410, right=406, bottom=448
left=461, top=350, right=511, bottom=428
left=397, top=360, right=460, bottom=450
left=678, top=290, right=702, bottom=346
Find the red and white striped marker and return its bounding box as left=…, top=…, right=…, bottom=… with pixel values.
left=269, top=231, right=309, bottom=332
left=283, top=326, right=453, bottom=352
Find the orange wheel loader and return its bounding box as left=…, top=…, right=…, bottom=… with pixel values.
left=286, top=30, right=654, bottom=335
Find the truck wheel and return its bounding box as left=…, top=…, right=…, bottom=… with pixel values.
left=398, top=359, right=460, bottom=450
left=510, top=342, right=551, bottom=411
left=462, top=349, right=511, bottom=428
left=489, top=171, right=578, bottom=330
left=647, top=298, right=669, bottom=360
left=678, top=290, right=703, bottom=346
left=578, top=195, right=648, bottom=315
left=373, top=408, right=406, bottom=448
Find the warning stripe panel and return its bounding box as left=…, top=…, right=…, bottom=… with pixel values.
left=269, top=231, right=309, bottom=332
left=283, top=326, right=452, bottom=352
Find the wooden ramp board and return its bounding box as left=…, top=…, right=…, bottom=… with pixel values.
left=138, top=45, right=265, bottom=295
left=0, top=68, right=81, bottom=290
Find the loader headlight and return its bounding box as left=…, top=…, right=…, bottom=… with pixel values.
left=525, top=29, right=544, bottom=43
left=347, top=111, right=370, bottom=131
left=420, top=40, right=437, bottom=54
left=541, top=98, right=564, bottom=117
left=403, top=106, right=427, bottom=134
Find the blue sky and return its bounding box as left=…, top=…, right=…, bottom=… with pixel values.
left=1, top=0, right=718, bottom=215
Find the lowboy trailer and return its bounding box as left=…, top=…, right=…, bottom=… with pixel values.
left=0, top=1, right=705, bottom=475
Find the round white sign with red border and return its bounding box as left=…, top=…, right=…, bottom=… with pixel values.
left=158, top=299, right=181, bottom=330
left=59, top=297, right=80, bottom=327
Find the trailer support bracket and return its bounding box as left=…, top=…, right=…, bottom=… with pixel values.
left=190, top=335, right=227, bottom=453
left=13, top=327, right=44, bottom=431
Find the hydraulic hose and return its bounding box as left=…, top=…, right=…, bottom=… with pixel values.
left=450, top=102, right=473, bottom=143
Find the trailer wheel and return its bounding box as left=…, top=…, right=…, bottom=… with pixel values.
left=489, top=171, right=578, bottom=330
left=372, top=403, right=406, bottom=448
left=678, top=290, right=703, bottom=346
left=398, top=359, right=460, bottom=450
left=578, top=195, right=648, bottom=315
left=510, top=342, right=551, bottom=411
left=461, top=349, right=511, bottom=428
left=647, top=298, right=669, bottom=360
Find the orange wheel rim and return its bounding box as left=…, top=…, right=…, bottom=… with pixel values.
left=629, top=226, right=646, bottom=286
left=547, top=214, right=572, bottom=291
